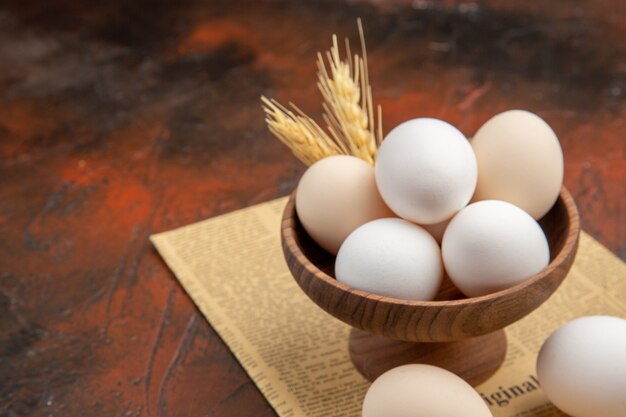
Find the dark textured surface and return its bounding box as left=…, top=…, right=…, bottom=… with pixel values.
left=0, top=1, right=624, bottom=416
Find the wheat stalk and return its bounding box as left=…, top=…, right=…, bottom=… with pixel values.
left=317, top=19, right=382, bottom=164
left=261, top=96, right=343, bottom=165
left=261, top=19, right=382, bottom=166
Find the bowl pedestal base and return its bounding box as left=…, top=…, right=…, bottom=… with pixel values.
left=348, top=328, right=507, bottom=386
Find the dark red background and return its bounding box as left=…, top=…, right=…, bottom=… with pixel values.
left=1, top=1, right=624, bottom=416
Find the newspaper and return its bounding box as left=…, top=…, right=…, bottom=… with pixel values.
left=151, top=197, right=626, bottom=417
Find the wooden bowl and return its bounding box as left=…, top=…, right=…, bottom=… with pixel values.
left=281, top=187, right=580, bottom=385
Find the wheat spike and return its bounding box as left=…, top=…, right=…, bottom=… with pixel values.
left=261, top=19, right=382, bottom=166
left=317, top=18, right=380, bottom=164
left=261, top=96, right=341, bottom=165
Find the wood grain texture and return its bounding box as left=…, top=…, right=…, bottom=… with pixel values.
left=349, top=328, right=507, bottom=385
left=282, top=187, right=580, bottom=342
left=0, top=0, right=623, bottom=415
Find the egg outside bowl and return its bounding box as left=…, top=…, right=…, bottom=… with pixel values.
left=281, top=187, right=580, bottom=386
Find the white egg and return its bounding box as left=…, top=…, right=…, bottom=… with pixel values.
left=362, top=364, right=493, bottom=417
left=441, top=200, right=549, bottom=297
left=335, top=218, right=442, bottom=301
left=537, top=316, right=626, bottom=417
left=375, top=118, right=477, bottom=224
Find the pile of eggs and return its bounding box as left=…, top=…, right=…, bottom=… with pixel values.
left=295, top=110, right=564, bottom=299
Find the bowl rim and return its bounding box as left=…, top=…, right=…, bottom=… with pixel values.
left=281, top=186, right=580, bottom=307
